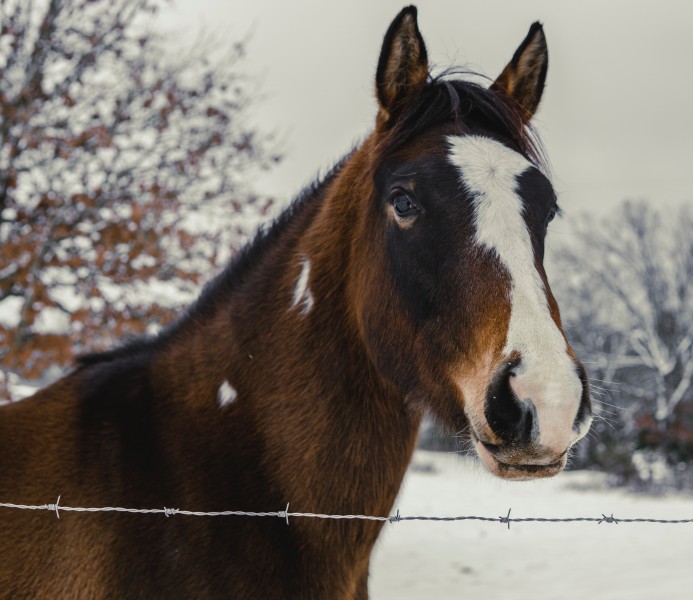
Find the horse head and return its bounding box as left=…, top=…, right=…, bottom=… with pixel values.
left=346, top=7, right=591, bottom=479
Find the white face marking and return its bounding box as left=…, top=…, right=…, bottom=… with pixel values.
left=448, top=135, right=586, bottom=451
left=217, top=380, right=237, bottom=407
left=291, top=257, right=314, bottom=315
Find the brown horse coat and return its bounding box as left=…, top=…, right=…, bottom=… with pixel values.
left=0, top=7, right=590, bottom=599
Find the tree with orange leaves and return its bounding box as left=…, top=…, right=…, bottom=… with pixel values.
left=0, top=0, right=279, bottom=397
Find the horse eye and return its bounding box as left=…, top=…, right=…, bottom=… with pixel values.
left=392, top=194, right=419, bottom=218
left=545, top=207, right=557, bottom=226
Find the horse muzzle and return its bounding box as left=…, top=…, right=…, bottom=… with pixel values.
left=465, top=354, right=592, bottom=480
left=471, top=432, right=568, bottom=480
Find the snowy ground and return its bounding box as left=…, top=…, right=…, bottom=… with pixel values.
left=371, top=451, right=693, bottom=600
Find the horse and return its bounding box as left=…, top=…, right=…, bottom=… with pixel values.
left=0, top=6, right=592, bottom=599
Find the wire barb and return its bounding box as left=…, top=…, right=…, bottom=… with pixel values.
left=45, top=495, right=61, bottom=520
left=499, top=508, right=512, bottom=529
left=389, top=509, right=401, bottom=524
left=279, top=503, right=290, bottom=525
left=598, top=513, right=619, bottom=525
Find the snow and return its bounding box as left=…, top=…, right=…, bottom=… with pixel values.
left=32, top=306, right=71, bottom=335
left=131, top=279, right=198, bottom=308
left=371, top=451, right=693, bottom=599
left=0, top=295, right=23, bottom=327
left=0, top=371, right=39, bottom=404
left=96, top=276, right=198, bottom=310
left=6, top=381, right=37, bottom=402
left=41, top=266, right=78, bottom=286
left=49, top=285, right=84, bottom=312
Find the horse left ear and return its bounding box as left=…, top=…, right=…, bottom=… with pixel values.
left=491, top=22, right=548, bottom=122
left=376, top=6, right=429, bottom=126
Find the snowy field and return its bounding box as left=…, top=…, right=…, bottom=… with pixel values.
left=371, top=451, right=693, bottom=600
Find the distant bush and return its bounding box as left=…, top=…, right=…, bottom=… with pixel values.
left=552, top=201, right=693, bottom=490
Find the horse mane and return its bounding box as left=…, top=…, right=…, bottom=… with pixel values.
left=76, top=155, right=351, bottom=369
left=383, top=71, right=548, bottom=172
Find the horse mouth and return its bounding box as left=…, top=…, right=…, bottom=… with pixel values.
left=470, top=431, right=567, bottom=480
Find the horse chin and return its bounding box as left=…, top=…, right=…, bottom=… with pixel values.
left=471, top=434, right=568, bottom=481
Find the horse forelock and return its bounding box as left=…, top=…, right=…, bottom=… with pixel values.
left=374, top=74, right=547, bottom=174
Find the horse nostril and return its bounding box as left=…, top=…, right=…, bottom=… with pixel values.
left=485, top=359, right=537, bottom=445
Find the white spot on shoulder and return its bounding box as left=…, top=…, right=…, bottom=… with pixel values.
left=217, top=380, right=237, bottom=407
left=291, top=257, right=314, bottom=315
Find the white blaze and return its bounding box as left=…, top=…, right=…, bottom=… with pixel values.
left=448, top=135, right=584, bottom=449
left=291, top=257, right=314, bottom=315
left=218, top=379, right=237, bottom=407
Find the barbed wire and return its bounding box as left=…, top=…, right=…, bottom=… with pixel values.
left=1, top=499, right=692, bottom=528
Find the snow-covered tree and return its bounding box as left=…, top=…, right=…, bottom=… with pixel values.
left=0, top=0, right=279, bottom=395
left=553, top=201, right=693, bottom=476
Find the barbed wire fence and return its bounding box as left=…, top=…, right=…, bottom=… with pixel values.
left=1, top=498, right=692, bottom=528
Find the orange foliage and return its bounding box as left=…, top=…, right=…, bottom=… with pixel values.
left=0, top=0, right=278, bottom=386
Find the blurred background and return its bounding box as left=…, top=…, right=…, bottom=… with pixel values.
left=0, top=1, right=691, bottom=597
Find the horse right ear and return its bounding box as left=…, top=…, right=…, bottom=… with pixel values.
left=376, top=6, right=429, bottom=127
left=490, top=22, right=548, bottom=122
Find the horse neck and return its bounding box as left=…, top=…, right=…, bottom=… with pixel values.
left=154, top=146, right=422, bottom=519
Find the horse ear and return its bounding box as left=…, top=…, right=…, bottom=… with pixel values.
left=491, top=22, right=548, bottom=122
left=376, top=6, right=429, bottom=125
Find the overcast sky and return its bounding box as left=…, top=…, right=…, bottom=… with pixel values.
left=162, top=0, right=693, bottom=217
